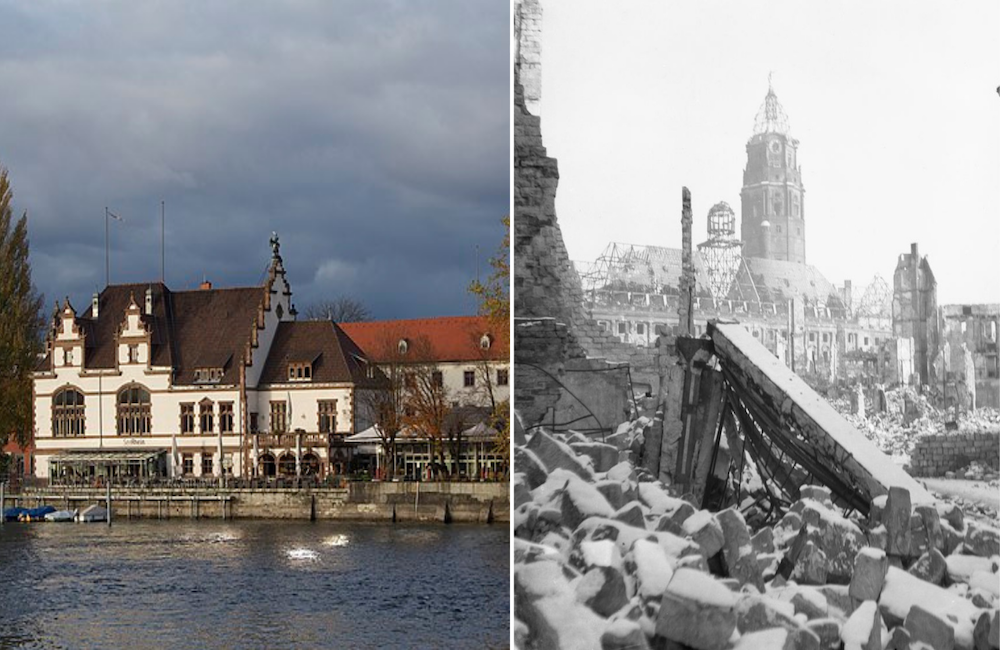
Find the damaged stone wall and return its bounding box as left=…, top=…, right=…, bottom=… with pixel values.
left=892, top=243, right=939, bottom=386
left=938, top=304, right=1000, bottom=410
left=909, top=431, right=1000, bottom=477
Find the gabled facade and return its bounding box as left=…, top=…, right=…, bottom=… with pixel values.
left=32, top=237, right=382, bottom=481
left=340, top=316, right=510, bottom=410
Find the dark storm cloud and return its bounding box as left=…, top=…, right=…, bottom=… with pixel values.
left=0, top=0, right=509, bottom=319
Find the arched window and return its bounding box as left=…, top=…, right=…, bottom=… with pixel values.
left=278, top=453, right=297, bottom=476
left=52, top=388, right=85, bottom=437
left=301, top=452, right=321, bottom=476
left=117, top=384, right=151, bottom=435
left=259, top=453, right=276, bottom=477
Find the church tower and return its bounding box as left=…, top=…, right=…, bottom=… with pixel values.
left=740, top=79, right=805, bottom=263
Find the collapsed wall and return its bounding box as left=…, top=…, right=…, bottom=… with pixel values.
left=910, top=431, right=1000, bottom=477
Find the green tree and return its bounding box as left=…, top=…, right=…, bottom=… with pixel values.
left=469, top=216, right=510, bottom=465
left=0, top=167, right=44, bottom=450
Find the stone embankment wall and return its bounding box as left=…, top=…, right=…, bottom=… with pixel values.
left=909, top=431, right=1000, bottom=477
left=8, top=482, right=509, bottom=523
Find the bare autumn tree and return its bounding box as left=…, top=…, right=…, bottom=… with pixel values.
left=0, top=167, right=45, bottom=452
left=303, top=296, right=372, bottom=322
left=469, top=216, right=510, bottom=463
left=403, top=356, right=454, bottom=479
left=357, top=331, right=411, bottom=481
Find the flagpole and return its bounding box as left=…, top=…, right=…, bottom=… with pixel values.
left=105, top=207, right=110, bottom=288
left=161, top=200, right=165, bottom=284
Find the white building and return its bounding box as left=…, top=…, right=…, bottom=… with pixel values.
left=32, top=237, right=383, bottom=482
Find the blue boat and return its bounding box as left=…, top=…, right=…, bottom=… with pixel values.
left=18, top=505, right=57, bottom=522
left=3, top=507, right=27, bottom=522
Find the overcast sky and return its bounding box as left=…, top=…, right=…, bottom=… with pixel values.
left=0, top=1, right=508, bottom=320
left=538, top=0, right=1000, bottom=306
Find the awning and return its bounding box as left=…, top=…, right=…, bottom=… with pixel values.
left=50, top=449, right=166, bottom=464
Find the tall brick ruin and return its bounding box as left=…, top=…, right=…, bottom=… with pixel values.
left=892, top=243, right=939, bottom=386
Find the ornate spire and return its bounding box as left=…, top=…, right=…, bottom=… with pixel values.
left=753, top=75, right=790, bottom=136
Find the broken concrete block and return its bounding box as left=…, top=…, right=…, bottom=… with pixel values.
left=809, top=587, right=851, bottom=625
left=613, top=501, right=647, bottom=529
left=968, top=570, right=1000, bottom=598
left=655, top=513, right=685, bottom=536
left=885, top=486, right=913, bottom=557
left=904, top=604, right=955, bottom=650
left=964, top=521, right=1000, bottom=558
left=907, top=547, right=947, bottom=585
left=914, top=503, right=945, bottom=553
left=515, top=561, right=607, bottom=650
left=869, top=495, right=887, bottom=527
left=600, top=619, right=650, bottom=650
left=936, top=501, right=964, bottom=532
left=944, top=554, right=996, bottom=585
left=655, top=568, right=737, bottom=650
left=731, top=628, right=793, bottom=650
left=800, top=485, right=833, bottom=506
left=594, top=480, right=626, bottom=511
left=849, top=547, right=889, bottom=601
left=576, top=565, right=630, bottom=618
left=879, top=566, right=987, bottom=650
left=804, top=509, right=868, bottom=582
left=513, top=446, right=548, bottom=489
left=571, top=441, right=620, bottom=474
left=638, top=482, right=694, bottom=522
left=841, top=600, right=888, bottom=650
left=629, top=538, right=675, bottom=602
left=990, top=610, right=998, bottom=649
left=887, top=625, right=910, bottom=650
left=791, top=541, right=829, bottom=586
left=526, top=429, right=595, bottom=482
left=682, top=510, right=725, bottom=558
left=867, top=525, right=888, bottom=552
left=753, top=527, right=777, bottom=554
left=515, top=537, right=563, bottom=565
left=573, top=517, right=702, bottom=566
left=805, top=617, right=841, bottom=650
left=735, top=594, right=798, bottom=634
left=514, top=473, right=533, bottom=508
left=717, top=507, right=764, bottom=591
left=606, top=461, right=637, bottom=484
left=758, top=552, right=781, bottom=580
left=910, top=512, right=930, bottom=557
left=968, top=587, right=994, bottom=609
left=941, top=520, right=965, bottom=555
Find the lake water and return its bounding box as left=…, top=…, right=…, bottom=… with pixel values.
left=0, top=520, right=509, bottom=649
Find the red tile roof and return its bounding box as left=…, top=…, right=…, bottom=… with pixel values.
left=340, top=316, right=507, bottom=364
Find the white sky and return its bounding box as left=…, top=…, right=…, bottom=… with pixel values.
left=538, top=0, right=1000, bottom=306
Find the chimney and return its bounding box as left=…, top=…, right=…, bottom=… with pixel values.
left=910, top=242, right=919, bottom=260
left=842, top=280, right=852, bottom=309
left=145, top=287, right=153, bottom=315
left=200, top=280, right=213, bottom=291
left=92, top=292, right=99, bottom=318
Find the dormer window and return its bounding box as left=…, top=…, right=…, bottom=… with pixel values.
left=398, top=339, right=409, bottom=355
left=128, top=344, right=139, bottom=363
left=63, top=348, right=74, bottom=366
left=288, top=362, right=312, bottom=381
left=480, top=334, right=492, bottom=350
left=194, top=367, right=223, bottom=384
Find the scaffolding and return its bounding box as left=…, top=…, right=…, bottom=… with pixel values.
left=697, top=202, right=744, bottom=301
left=855, top=274, right=892, bottom=317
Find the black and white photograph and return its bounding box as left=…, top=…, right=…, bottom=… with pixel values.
left=513, top=0, right=1000, bottom=648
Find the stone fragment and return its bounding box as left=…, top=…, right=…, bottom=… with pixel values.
left=514, top=473, right=533, bottom=508
left=803, top=510, right=868, bottom=582
left=515, top=561, right=607, bottom=650
left=576, top=539, right=623, bottom=572
left=968, top=570, right=1000, bottom=598
left=655, top=568, right=737, bottom=650
left=868, top=525, right=888, bottom=551
left=731, top=628, right=792, bottom=650
left=936, top=502, right=964, bottom=531
left=940, top=521, right=964, bottom=555
left=878, top=566, right=986, bottom=649
left=841, top=600, right=887, bottom=650
left=758, top=552, right=781, bottom=580
left=914, top=504, right=945, bottom=552
left=968, top=587, right=993, bottom=609
left=965, top=521, right=1000, bottom=558
left=885, top=486, right=912, bottom=557
left=816, top=585, right=855, bottom=622
left=944, top=554, right=995, bottom=585
left=571, top=441, right=620, bottom=474
left=790, top=541, right=828, bottom=586
left=806, top=617, right=841, bottom=650
left=682, top=510, right=725, bottom=558
left=989, top=610, right=998, bottom=649
left=869, top=495, right=887, bottom=527
left=600, top=619, right=650, bottom=650
left=753, top=527, right=776, bottom=554
left=655, top=514, right=685, bottom=536
left=887, top=625, right=910, bottom=650
left=526, top=429, right=595, bottom=481
left=629, top=538, right=674, bottom=602
left=594, top=480, right=627, bottom=512
left=606, top=461, right=636, bottom=483
left=910, top=512, right=930, bottom=557
left=716, top=507, right=764, bottom=591
left=904, top=605, right=955, bottom=650
left=787, top=589, right=829, bottom=620
left=907, top=548, right=947, bottom=585
left=735, top=594, right=798, bottom=633
left=513, top=446, right=548, bottom=489
left=800, top=485, right=833, bottom=505
left=576, top=565, right=629, bottom=617
left=613, top=502, right=647, bottom=529
left=849, top=547, right=889, bottom=601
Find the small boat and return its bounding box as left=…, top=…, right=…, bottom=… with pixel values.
left=18, top=505, right=57, bottom=522
left=78, top=504, right=108, bottom=523
left=3, top=507, right=27, bottom=522
left=44, top=509, right=78, bottom=522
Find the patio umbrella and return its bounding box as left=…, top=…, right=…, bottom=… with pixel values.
left=252, top=433, right=259, bottom=477
left=215, top=429, right=224, bottom=478
left=296, top=431, right=303, bottom=477
left=171, top=434, right=181, bottom=477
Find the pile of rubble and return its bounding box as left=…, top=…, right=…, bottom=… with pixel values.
left=513, top=416, right=1000, bottom=650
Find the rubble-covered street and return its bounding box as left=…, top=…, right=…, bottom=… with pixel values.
left=513, top=415, right=1000, bottom=650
